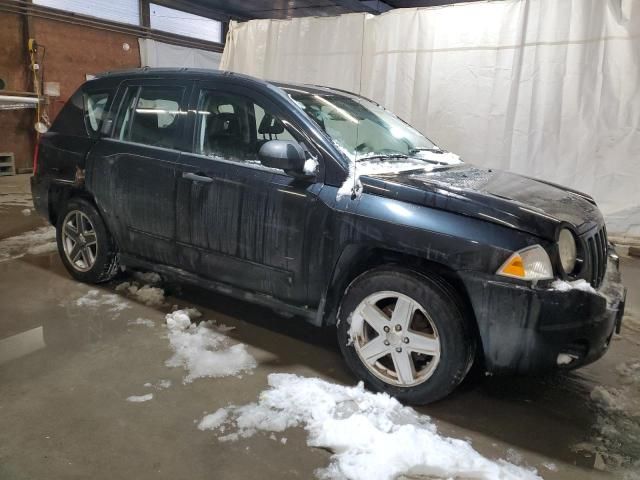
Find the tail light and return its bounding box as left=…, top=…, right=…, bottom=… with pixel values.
left=33, top=141, right=39, bottom=175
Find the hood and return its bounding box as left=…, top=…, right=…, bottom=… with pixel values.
left=360, top=164, right=603, bottom=240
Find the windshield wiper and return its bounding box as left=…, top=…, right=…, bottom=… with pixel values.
left=409, top=147, right=445, bottom=155
left=355, top=153, right=410, bottom=162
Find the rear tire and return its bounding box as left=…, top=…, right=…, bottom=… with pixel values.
left=337, top=266, right=474, bottom=404
left=56, top=197, right=119, bottom=284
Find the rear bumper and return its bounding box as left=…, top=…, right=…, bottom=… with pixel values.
left=30, top=175, right=50, bottom=220
left=460, top=250, right=626, bottom=374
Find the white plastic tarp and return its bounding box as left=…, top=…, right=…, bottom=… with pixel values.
left=221, top=0, right=640, bottom=239
left=139, top=38, right=221, bottom=70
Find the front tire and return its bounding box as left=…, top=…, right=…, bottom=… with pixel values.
left=56, top=197, right=119, bottom=284
left=337, top=267, right=474, bottom=404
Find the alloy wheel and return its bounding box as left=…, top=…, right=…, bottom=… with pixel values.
left=62, top=210, right=98, bottom=272
left=349, top=291, right=441, bottom=387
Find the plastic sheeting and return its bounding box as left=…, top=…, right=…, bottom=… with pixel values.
left=139, top=38, right=221, bottom=70
left=221, top=0, right=640, bottom=239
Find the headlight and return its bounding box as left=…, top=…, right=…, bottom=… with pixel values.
left=496, top=245, right=553, bottom=281
left=558, top=228, right=577, bottom=274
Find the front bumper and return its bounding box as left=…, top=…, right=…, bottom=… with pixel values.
left=460, top=250, right=626, bottom=374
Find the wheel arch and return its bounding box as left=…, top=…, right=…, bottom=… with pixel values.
left=319, top=246, right=483, bottom=362
left=48, top=183, right=99, bottom=226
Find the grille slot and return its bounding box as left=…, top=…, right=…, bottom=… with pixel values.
left=583, top=226, right=607, bottom=288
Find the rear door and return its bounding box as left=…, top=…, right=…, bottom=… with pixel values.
left=86, top=79, right=192, bottom=266
left=175, top=82, right=323, bottom=304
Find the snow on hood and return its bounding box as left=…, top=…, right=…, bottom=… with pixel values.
left=338, top=159, right=436, bottom=199
left=198, top=373, right=541, bottom=480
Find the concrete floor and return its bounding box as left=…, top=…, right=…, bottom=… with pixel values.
left=1, top=174, right=639, bottom=479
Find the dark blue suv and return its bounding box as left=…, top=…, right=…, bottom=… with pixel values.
left=31, top=68, right=626, bottom=403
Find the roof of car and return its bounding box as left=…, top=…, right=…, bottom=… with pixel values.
left=90, top=67, right=360, bottom=98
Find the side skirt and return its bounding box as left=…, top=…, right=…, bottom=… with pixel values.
left=119, top=253, right=319, bottom=323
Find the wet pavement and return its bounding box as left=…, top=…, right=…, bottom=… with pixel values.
left=1, top=174, right=639, bottom=479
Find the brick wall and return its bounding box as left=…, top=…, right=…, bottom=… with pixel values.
left=0, top=12, right=141, bottom=172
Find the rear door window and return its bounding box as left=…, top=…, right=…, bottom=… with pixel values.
left=115, top=86, right=185, bottom=150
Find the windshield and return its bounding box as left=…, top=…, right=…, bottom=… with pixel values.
left=283, top=87, right=460, bottom=166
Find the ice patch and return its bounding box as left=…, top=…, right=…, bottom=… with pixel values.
left=551, top=279, right=597, bottom=294
left=165, top=309, right=256, bottom=382
left=74, top=289, right=130, bottom=313
left=200, top=373, right=541, bottom=480
left=126, top=393, right=153, bottom=403
left=0, top=226, right=56, bottom=262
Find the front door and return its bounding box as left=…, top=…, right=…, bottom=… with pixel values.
left=175, top=84, right=322, bottom=304
left=86, top=80, right=191, bottom=266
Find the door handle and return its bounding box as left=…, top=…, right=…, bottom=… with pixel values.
left=182, top=172, right=213, bottom=183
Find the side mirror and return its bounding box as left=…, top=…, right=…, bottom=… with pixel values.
left=258, top=140, right=306, bottom=175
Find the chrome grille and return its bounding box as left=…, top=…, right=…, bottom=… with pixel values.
left=583, top=226, right=608, bottom=288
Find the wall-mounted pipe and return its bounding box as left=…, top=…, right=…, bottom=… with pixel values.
left=0, top=95, right=40, bottom=104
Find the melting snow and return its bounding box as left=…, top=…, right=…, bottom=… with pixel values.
left=116, top=281, right=166, bottom=306
left=304, top=158, right=319, bottom=175
left=576, top=368, right=640, bottom=474
left=0, top=226, right=56, bottom=262
left=198, top=408, right=229, bottom=431
left=127, top=393, right=154, bottom=403
left=550, top=279, right=597, bottom=294
left=144, top=379, right=172, bottom=390
left=131, top=270, right=162, bottom=285
left=128, top=317, right=155, bottom=328
left=337, top=160, right=435, bottom=200
left=199, top=374, right=541, bottom=480
left=165, top=309, right=256, bottom=383
left=74, top=289, right=130, bottom=313
left=0, top=193, right=34, bottom=208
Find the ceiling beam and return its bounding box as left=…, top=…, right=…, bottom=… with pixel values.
left=332, top=0, right=379, bottom=13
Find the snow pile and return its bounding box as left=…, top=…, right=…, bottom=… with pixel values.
left=199, top=374, right=541, bottom=480
left=0, top=226, right=56, bottom=261
left=74, top=289, right=130, bottom=313
left=165, top=309, right=256, bottom=383
left=551, top=279, right=597, bottom=294
left=116, top=281, right=165, bottom=306
left=126, top=393, right=153, bottom=403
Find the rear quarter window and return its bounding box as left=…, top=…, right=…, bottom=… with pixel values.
left=83, top=90, right=112, bottom=137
